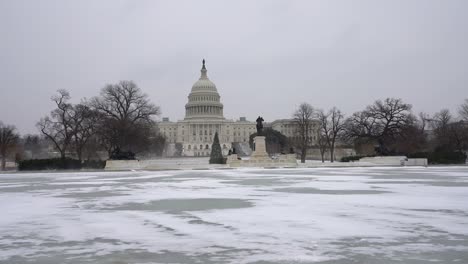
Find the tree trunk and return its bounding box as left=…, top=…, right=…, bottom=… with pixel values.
left=320, top=152, right=325, bottom=163
left=1, top=148, right=5, bottom=171
left=77, top=148, right=82, bottom=163
left=1, top=156, right=5, bottom=171
left=377, top=139, right=387, bottom=155
left=301, top=149, right=306, bottom=163
left=330, top=147, right=335, bottom=162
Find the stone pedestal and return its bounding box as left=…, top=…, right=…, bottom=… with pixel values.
left=252, top=136, right=268, bottom=157
left=225, top=136, right=298, bottom=168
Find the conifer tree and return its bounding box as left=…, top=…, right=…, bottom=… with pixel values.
left=209, top=132, right=224, bottom=164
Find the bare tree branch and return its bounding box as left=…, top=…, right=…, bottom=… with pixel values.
left=459, top=98, right=468, bottom=121
left=343, top=98, right=413, bottom=155
left=0, top=122, right=20, bottom=170
left=319, top=107, right=345, bottom=162
left=90, top=80, right=161, bottom=154
left=293, top=103, right=315, bottom=163
left=36, top=90, right=75, bottom=159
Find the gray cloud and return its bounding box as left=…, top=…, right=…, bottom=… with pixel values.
left=1, top=0, right=467, bottom=134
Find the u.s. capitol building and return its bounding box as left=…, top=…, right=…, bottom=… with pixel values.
left=158, top=60, right=320, bottom=157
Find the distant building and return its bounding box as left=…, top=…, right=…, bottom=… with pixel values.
left=269, top=119, right=321, bottom=143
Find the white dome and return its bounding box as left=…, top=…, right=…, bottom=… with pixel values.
left=191, top=78, right=217, bottom=92
left=190, top=60, right=217, bottom=92
left=184, top=60, right=224, bottom=120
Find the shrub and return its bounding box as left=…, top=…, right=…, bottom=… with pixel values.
left=18, top=158, right=105, bottom=171
left=82, top=160, right=106, bottom=169
left=109, top=148, right=136, bottom=160
left=341, top=155, right=373, bottom=162
left=408, top=152, right=467, bottom=164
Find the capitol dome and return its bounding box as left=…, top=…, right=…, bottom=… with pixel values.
left=191, top=63, right=217, bottom=92
left=184, top=60, right=224, bottom=120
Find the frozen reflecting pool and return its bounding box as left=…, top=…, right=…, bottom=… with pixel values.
left=1, top=167, right=468, bottom=263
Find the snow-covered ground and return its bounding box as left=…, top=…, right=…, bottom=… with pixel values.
left=1, top=167, right=468, bottom=263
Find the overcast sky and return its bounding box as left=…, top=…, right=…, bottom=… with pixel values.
left=1, top=0, right=467, bottom=134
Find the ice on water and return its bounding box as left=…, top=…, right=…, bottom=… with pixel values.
left=1, top=167, right=468, bottom=263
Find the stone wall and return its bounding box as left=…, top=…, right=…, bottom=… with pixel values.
left=359, top=156, right=407, bottom=166
left=305, top=147, right=356, bottom=161
left=227, top=154, right=297, bottom=168
left=105, top=160, right=141, bottom=171
left=105, top=157, right=228, bottom=170
left=404, top=158, right=428, bottom=166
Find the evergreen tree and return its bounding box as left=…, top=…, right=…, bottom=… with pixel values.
left=209, top=132, right=224, bottom=164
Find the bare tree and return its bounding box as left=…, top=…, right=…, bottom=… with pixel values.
left=316, top=130, right=328, bottom=163
left=389, top=122, right=427, bottom=155
left=318, top=107, right=345, bottom=162
left=90, top=81, right=161, bottom=155
left=344, top=98, right=414, bottom=155
left=37, top=90, right=75, bottom=160
left=459, top=99, right=468, bottom=121
left=448, top=121, right=468, bottom=152
left=91, top=81, right=160, bottom=124
left=429, top=109, right=452, bottom=150
left=384, top=111, right=429, bottom=155
left=430, top=109, right=467, bottom=152
left=431, top=109, right=452, bottom=130
left=70, top=103, right=98, bottom=162
left=399, top=112, right=428, bottom=154
left=0, top=122, right=20, bottom=170
left=22, top=134, right=43, bottom=159
left=146, top=133, right=167, bottom=158
left=418, top=112, right=430, bottom=134
left=293, top=103, right=315, bottom=163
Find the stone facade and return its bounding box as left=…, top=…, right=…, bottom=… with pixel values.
left=269, top=119, right=321, bottom=145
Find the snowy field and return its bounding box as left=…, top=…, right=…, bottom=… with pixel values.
left=1, top=167, right=468, bottom=264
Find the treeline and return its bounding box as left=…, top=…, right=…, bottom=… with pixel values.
left=291, top=98, right=468, bottom=164
left=1, top=92, right=468, bottom=170
left=0, top=80, right=166, bottom=170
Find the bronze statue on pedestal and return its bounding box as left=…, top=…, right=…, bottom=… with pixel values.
left=256, top=116, right=264, bottom=136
